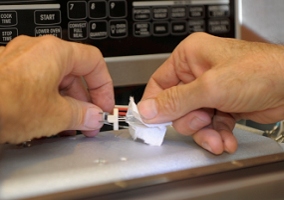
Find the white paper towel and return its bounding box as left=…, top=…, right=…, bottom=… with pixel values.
left=126, top=97, right=172, bottom=146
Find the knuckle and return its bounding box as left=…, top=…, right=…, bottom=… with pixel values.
left=158, top=86, right=182, bottom=114
left=173, top=123, right=195, bottom=136
left=11, top=35, right=30, bottom=42
left=38, top=34, right=60, bottom=44
left=199, top=71, right=226, bottom=108
left=36, top=35, right=62, bottom=51
left=187, top=32, right=209, bottom=40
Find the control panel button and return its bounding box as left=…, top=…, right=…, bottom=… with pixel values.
left=208, top=5, right=230, bottom=18
left=35, top=10, right=61, bottom=25
left=67, top=1, right=87, bottom=20
left=35, top=26, right=62, bottom=38
left=109, top=1, right=127, bottom=18
left=208, top=19, right=230, bottom=33
left=189, top=6, right=205, bottom=18
left=133, top=22, right=151, bottom=37
left=171, top=7, right=186, bottom=19
left=0, top=11, right=17, bottom=27
left=133, top=7, right=151, bottom=21
left=153, top=21, right=169, bottom=36
left=0, top=28, right=18, bottom=44
left=89, top=1, right=107, bottom=19
left=89, top=21, right=108, bottom=39
left=189, top=20, right=205, bottom=32
left=152, top=7, right=168, bottom=20
left=68, top=21, right=88, bottom=40
left=171, top=21, right=187, bottom=35
left=109, top=20, right=128, bottom=38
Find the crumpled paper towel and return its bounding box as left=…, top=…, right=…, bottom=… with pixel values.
left=126, top=97, right=172, bottom=146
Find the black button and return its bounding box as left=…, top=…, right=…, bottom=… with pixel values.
left=133, top=7, right=151, bottom=21
left=208, top=5, right=230, bottom=18
left=35, top=10, right=61, bottom=25
left=133, top=22, right=151, bottom=37
left=171, top=21, right=187, bottom=35
left=109, top=1, right=127, bottom=18
left=89, top=1, right=107, bottom=19
left=35, top=27, right=62, bottom=38
left=0, top=28, right=18, bottom=44
left=208, top=19, right=230, bottom=33
left=153, top=22, right=169, bottom=36
left=68, top=1, right=87, bottom=20
left=89, top=21, right=108, bottom=39
left=189, top=6, right=205, bottom=18
left=152, top=7, right=168, bottom=20
left=171, top=7, right=187, bottom=19
left=68, top=21, right=88, bottom=40
left=189, top=20, right=205, bottom=33
left=109, top=20, right=128, bottom=38
left=0, top=12, right=17, bottom=27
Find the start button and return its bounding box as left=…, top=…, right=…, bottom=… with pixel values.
left=34, top=10, right=61, bottom=25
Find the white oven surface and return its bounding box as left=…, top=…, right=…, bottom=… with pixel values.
left=0, top=124, right=283, bottom=199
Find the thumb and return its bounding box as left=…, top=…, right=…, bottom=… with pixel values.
left=138, top=81, right=208, bottom=124
left=60, top=96, right=104, bottom=131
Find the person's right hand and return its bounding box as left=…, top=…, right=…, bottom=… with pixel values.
left=138, top=33, right=284, bottom=154
left=0, top=35, right=114, bottom=144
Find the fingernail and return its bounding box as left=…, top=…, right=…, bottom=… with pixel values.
left=84, top=108, right=102, bottom=129
left=138, top=99, right=158, bottom=120
left=189, top=117, right=208, bottom=130
left=201, top=142, right=212, bottom=152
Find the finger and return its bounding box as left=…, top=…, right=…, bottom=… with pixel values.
left=213, top=111, right=237, bottom=153
left=56, top=96, right=104, bottom=132
left=193, top=111, right=237, bottom=155
left=58, top=76, right=105, bottom=137
left=64, top=41, right=114, bottom=113
left=172, top=109, right=212, bottom=136
left=59, top=77, right=102, bottom=138
left=219, top=129, right=238, bottom=154
left=138, top=75, right=216, bottom=123
left=53, top=37, right=114, bottom=133
left=82, top=130, right=100, bottom=137
left=60, top=76, right=90, bottom=102
left=192, top=127, right=224, bottom=155
left=56, top=39, right=114, bottom=132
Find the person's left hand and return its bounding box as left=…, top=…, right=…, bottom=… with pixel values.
left=0, top=35, right=114, bottom=144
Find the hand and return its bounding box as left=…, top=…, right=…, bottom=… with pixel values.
left=0, top=35, right=114, bottom=144
left=138, top=32, right=284, bottom=154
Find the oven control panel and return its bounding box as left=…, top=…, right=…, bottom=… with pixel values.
left=0, top=0, right=237, bottom=57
